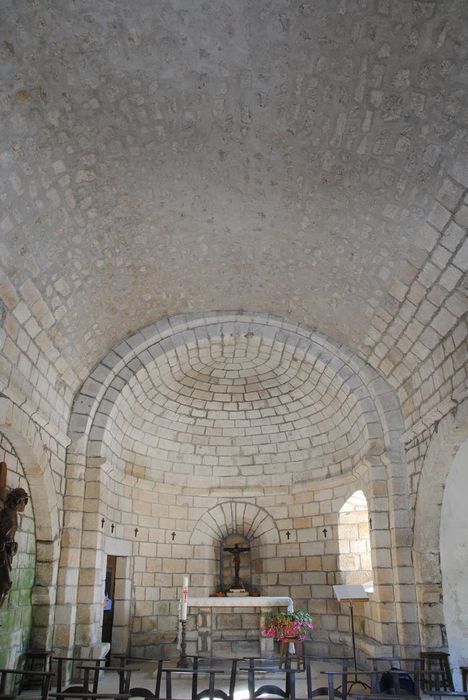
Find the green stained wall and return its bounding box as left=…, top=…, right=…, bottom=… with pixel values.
left=0, top=433, right=36, bottom=672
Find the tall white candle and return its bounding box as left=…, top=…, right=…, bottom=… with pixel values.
left=181, top=575, right=189, bottom=620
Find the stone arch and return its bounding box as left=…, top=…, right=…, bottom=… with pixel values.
left=190, top=501, right=280, bottom=546
left=0, top=431, right=35, bottom=666
left=189, top=501, right=280, bottom=594
left=0, top=398, right=60, bottom=543
left=413, top=398, right=468, bottom=652
left=64, top=311, right=408, bottom=656
left=0, top=396, right=61, bottom=650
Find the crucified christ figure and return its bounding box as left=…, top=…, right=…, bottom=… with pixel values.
left=223, top=542, right=250, bottom=588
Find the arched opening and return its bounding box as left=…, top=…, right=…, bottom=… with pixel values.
left=413, top=401, right=468, bottom=654
left=338, top=490, right=372, bottom=586
left=66, top=312, right=407, bottom=658
left=440, top=437, right=468, bottom=686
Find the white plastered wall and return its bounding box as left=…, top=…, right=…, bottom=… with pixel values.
left=440, top=437, right=468, bottom=687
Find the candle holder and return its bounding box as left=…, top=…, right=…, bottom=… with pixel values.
left=177, top=619, right=190, bottom=668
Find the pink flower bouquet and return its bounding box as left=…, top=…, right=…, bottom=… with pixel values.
left=261, top=610, right=315, bottom=641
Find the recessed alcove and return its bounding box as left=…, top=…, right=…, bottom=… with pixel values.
left=67, top=311, right=410, bottom=660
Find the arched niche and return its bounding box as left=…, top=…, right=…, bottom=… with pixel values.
left=190, top=500, right=279, bottom=595
left=338, top=490, right=372, bottom=586
left=220, top=533, right=252, bottom=593
left=0, top=432, right=35, bottom=667
left=0, top=397, right=61, bottom=652
left=440, top=437, right=468, bottom=687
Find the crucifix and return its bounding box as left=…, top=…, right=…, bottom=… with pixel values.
left=223, top=542, right=250, bottom=589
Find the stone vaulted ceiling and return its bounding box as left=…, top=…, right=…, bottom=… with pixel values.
left=1, top=0, right=468, bottom=393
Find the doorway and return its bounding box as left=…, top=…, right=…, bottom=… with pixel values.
left=102, top=555, right=116, bottom=652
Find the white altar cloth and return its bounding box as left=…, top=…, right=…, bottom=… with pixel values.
left=187, top=595, right=294, bottom=612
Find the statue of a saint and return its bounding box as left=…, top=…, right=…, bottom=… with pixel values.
left=223, top=542, right=250, bottom=589
left=0, top=488, right=29, bottom=607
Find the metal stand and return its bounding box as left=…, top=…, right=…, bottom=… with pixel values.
left=346, top=601, right=369, bottom=692
left=177, top=619, right=190, bottom=668
left=332, top=587, right=370, bottom=696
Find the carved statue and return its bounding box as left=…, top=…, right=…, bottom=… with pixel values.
left=223, top=543, right=250, bottom=588
left=0, top=487, right=29, bottom=607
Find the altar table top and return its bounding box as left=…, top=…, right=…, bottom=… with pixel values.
left=187, top=595, right=294, bottom=612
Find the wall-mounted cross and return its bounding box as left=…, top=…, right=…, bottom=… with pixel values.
left=101, top=518, right=105, bottom=529
left=322, top=527, right=328, bottom=538
left=134, top=528, right=139, bottom=537
left=171, top=531, right=176, bottom=541
left=111, top=524, right=114, bottom=534
left=286, top=531, right=291, bottom=540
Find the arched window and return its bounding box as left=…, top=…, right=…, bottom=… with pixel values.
left=338, top=490, right=372, bottom=586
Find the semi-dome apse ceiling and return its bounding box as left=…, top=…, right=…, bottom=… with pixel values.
left=85, top=315, right=386, bottom=489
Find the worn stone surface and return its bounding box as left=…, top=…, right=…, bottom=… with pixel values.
left=0, top=0, right=467, bottom=668
left=0, top=0, right=467, bottom=403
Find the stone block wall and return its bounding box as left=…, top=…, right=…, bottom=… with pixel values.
left=0, top=0, right=467, bottom=672
left=71, top=457, right=409, bottom=662
left=361, top=161, right=468, bottom=442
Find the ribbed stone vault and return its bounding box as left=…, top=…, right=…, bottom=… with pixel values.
left=78, top=313, right=388, bottom=488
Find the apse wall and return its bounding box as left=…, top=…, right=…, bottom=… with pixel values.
left=63, top=312, right=416, bottom=659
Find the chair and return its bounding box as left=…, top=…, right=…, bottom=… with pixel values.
left=49, top=693, right=131, bottom=700
left=279, top=641, right=305, bottom=671
left=460, top=667, right=468, bottom=693
left=18, top=649, right=54, bottom=692
left=369, top=656, right=421, bottom=697
left=76, top=664, right=139, bottom=695
left=194, top=657, right=238, bottom=700
left=124, top=656, right=166, bottom=700
left=320, top=669, right=384, bottom=700
left=53, top=655, right=107, bottom=695
left=304, top=656, right=351, bottom=698
left=0, top=668, right=53, bottom=700
left=151, top=655, right=229, bottom=700
left=240, top=657, right=298, bottom=700
left=420, top=652, right=454, bottom=693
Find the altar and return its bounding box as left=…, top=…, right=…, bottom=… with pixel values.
left=184, top=596, right=294, bottom=656
left=188, top=596, right=294, bottom=612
